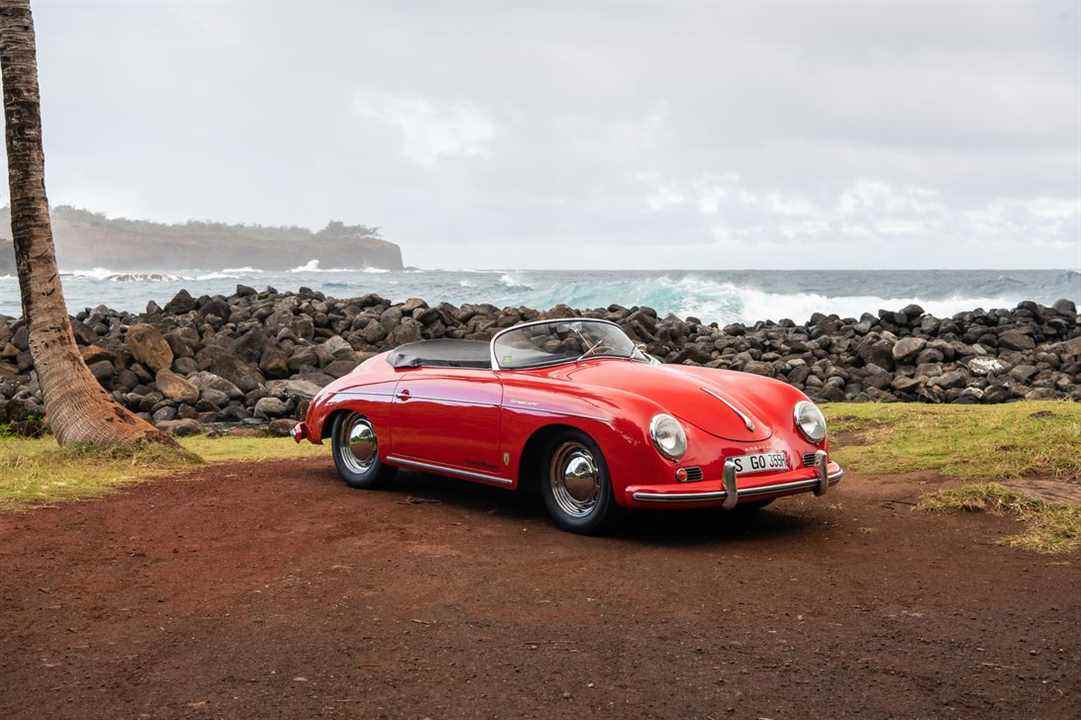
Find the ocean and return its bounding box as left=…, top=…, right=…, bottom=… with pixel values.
left=0, top=263, right=1078, bottom=325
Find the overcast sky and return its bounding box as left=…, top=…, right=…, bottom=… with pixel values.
left=5, top=0, right=1080, bottom=269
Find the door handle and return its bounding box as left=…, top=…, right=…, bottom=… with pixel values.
left=396, top=388, right=411, bottom=401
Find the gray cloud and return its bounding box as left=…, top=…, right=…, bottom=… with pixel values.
left=5, top=0, right=1079, bottom=268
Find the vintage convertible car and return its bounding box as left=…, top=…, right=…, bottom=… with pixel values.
left=292, top=318, right=843, bottom=533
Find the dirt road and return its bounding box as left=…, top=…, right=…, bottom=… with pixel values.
left=1, top=458, right=1078, bottom=719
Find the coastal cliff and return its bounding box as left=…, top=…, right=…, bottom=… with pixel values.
left=0, top=206, right=404, bottom=273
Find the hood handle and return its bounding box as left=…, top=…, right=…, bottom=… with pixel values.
left=700, top=386, right=756, bottom=432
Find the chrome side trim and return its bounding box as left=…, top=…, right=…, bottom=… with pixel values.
left=632, top=465, right=844, bottom=503
left=385, top=455, right=514, bottom=485
left=632, top=490, right=729, bottom=503
left=505, top=406, right=612, bottom=425
left=700, top=386, right=755, bottom=432
left=332, top=390, right=396, bottom=400
left=394, top=396, right=500, bottom=409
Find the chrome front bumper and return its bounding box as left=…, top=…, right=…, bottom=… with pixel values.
left=631, top=453, right=844, bottom=507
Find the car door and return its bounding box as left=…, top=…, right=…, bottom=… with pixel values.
left=389, top=367, right=505, bottom=478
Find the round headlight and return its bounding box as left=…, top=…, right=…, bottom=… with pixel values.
left=649, top=413, right=687, bottom=460
left=794, top=401, right=827, bottom=443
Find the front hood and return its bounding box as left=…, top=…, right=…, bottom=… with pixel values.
left=566, top=361, right=773, bottom=442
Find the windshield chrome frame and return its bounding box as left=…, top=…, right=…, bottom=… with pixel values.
left=489, top=317, right=633, bottom=371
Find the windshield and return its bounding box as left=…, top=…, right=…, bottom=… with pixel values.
left=492, top=319, right=638, bottom=370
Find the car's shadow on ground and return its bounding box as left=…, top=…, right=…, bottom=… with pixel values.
left=315, top=465, right=820, bottom=547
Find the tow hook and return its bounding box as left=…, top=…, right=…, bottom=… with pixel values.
left=813, top=449, right=829, bottom=496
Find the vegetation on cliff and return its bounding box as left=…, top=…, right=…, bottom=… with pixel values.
left=0, top=205, right=403, bottom=272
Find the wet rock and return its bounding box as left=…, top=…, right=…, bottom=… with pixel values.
left=164, top=289, right=196, bottom=315
left=155, top=369, right=200, bottom=403
left=196, top=346, right=265, bottom=392
left=259, top=345, right=292, bottom=379
left=956, top=386, right=984, bottom=403
left=965, top=356, right=1009, bottom=376
left=157, top=418, right=202, bottom=436
left=281, top=379, right=321, bottom=401
left=287, top=346, right=319, bottom=371
left=1009, top=365, right=1038, bottom=383
left=1052, top=298, right=1076, bottom=316
left=857, top=335, right=894, bottom=369
left=196, top=388, right=230, bottom=410
left=891, top=375, right=922, bottom=392
left=315, top=335, right=353, bottom=366
left=324, top=359, right=359, bottom=378
left=254, top=396, right=288, bottom=419
left=268, top=418, right=297, bottom=436
left=999, top=329, right=1036, bottom=351
left=126, top=324, right=173, bottom=372
left=151, top=405, right=177, bottom=423
left=88, top=360, right=114, bottom=389
left=188, top=370, right=243, bottom=399
left=930, top=370, right=968, bottom=390
left=173, top=356, right=199, bottom=375
left=891, top=337, right=927, bottom=364
left=11, top=325, right=28, bottom=351
left=80, top=345, right=114, bottom=365
left=742, top=360, right=773, bottom=377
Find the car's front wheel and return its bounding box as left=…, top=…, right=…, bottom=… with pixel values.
left=541, top=430, right=618, bottom=534
left=331, top=413, right=396, bottom=489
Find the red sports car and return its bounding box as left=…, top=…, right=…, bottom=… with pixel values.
left=293, top=318, right=843, bottom=533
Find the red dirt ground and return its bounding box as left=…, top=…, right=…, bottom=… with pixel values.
left=1, top=458, right=1078, bottom=719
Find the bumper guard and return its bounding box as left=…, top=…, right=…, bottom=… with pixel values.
left=631, top=459, right=844, bottom=506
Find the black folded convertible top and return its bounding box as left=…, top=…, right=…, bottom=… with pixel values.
left=386, top=339, right=492, bottom=369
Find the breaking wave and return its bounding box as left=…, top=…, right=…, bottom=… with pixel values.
left=289, top=259, right=388, bottom=273
left=498, top=271, right=532, bottom=290
left=4, top=267, right=1075, bottom=323
left=493, top=273, right=1074, bottom=324
left=64, top=268, right=191, bottom=282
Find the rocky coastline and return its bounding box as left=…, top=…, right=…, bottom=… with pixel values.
left=1, top=286, right=1078, bottom=437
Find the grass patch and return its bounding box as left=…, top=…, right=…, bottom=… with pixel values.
left=0, top=434, right=325, bottom=510
left=919, top=482, right=1081, bottom=553
left=825, top=401, right=1081, bottom=481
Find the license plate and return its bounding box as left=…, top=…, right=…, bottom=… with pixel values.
left=730, top=451, right=789, bottom=476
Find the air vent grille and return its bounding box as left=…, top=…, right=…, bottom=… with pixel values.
left=802, top=452, right=817, bottom=467
left=683, top=466, right=704, bottom=482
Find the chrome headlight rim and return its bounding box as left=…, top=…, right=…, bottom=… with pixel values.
left=649, top=413, right=687, bottom=460
left=793, top=400, right=827, bottom=444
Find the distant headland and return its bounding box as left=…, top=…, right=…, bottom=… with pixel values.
left=0, top=206, right=404, bottom=273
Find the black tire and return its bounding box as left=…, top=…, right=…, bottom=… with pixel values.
left=331, top=412, right=397, bottom=489
left=539, top=429, right=620, bottom=534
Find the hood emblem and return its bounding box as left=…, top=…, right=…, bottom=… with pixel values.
left=700, top=386, right=756, bottom=432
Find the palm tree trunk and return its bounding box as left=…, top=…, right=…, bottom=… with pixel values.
left=0, top=0, right=174, bottom=446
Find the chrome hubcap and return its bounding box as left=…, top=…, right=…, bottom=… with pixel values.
left=549, top=442, right=600, bottom=518
left=339, top=414, right=377, bottom=474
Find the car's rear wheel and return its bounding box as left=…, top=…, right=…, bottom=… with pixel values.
left=332, top=413, right=396, bottom=489
left=541, top=430, right=618, bottom=534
